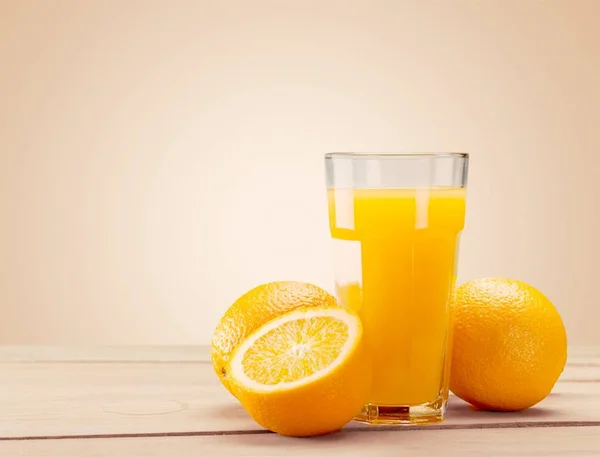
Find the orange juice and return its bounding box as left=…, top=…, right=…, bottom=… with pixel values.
left=328, top=187, right=466, bottom=410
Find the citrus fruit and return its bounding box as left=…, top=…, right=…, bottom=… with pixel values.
left=211, top=281, right=338, bottom=395
left=227, top=306, right=371, bottom=437
left=450, top=278, right=567, bottom=411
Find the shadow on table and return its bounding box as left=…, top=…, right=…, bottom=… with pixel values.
left=209, top=402, right=251, bottom=421
left=448, top=397, right=557, bottom=419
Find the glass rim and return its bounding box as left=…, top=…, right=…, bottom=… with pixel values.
left=325, top=152, right=469, bottom=159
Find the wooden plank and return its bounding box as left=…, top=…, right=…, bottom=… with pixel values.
left=2, top=426, right=600, bottom=457
left=561, top=365, right=600, bottom=382
left=0, top=345, right=597, bottom=364
left=0, top=346, right=210, bottom=363
left=566, top=346, right=600, bottom=366
left=1, top=362, right=599, bottom=439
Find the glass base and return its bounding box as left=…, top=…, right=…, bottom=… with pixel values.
left=354, top=399, right=446, bottom=425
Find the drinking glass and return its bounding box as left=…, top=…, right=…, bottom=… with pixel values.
left=325, top=153, right=469, bottom=424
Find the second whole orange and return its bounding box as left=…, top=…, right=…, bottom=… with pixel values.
left=450, top=278, right=567, bottom=411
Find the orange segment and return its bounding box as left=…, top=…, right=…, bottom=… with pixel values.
left=241, top=315, right=349, bottom=385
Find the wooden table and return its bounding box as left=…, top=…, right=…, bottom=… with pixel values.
left=1, top=346, right=599, bottom=456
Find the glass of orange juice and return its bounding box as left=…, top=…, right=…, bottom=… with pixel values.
left=325, top=152, right=469, bottom=425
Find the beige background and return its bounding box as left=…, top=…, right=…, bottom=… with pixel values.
left=0, top=0, right=598, bottom=345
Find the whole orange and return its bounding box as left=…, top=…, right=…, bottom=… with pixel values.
left=450, top=278, right=567, bottom=411
left=211, top=281, right=338, bottom=395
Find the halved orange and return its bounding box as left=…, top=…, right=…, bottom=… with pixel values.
left=227, top=306, right=371, bottom=437
left=211, top=282, right=338, bottom=395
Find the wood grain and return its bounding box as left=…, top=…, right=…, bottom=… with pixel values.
left=1, top=346, right=599, bottom=455
left=0, top=346, right=210, bottom=363
left=2, top=426, right=600, bottom=457
left=1, top=358, right=599, bottom=439
left=0, top=345, right=597, bottom=364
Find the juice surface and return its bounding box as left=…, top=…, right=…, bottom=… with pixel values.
left=328, top=187, right=466, bottom=406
